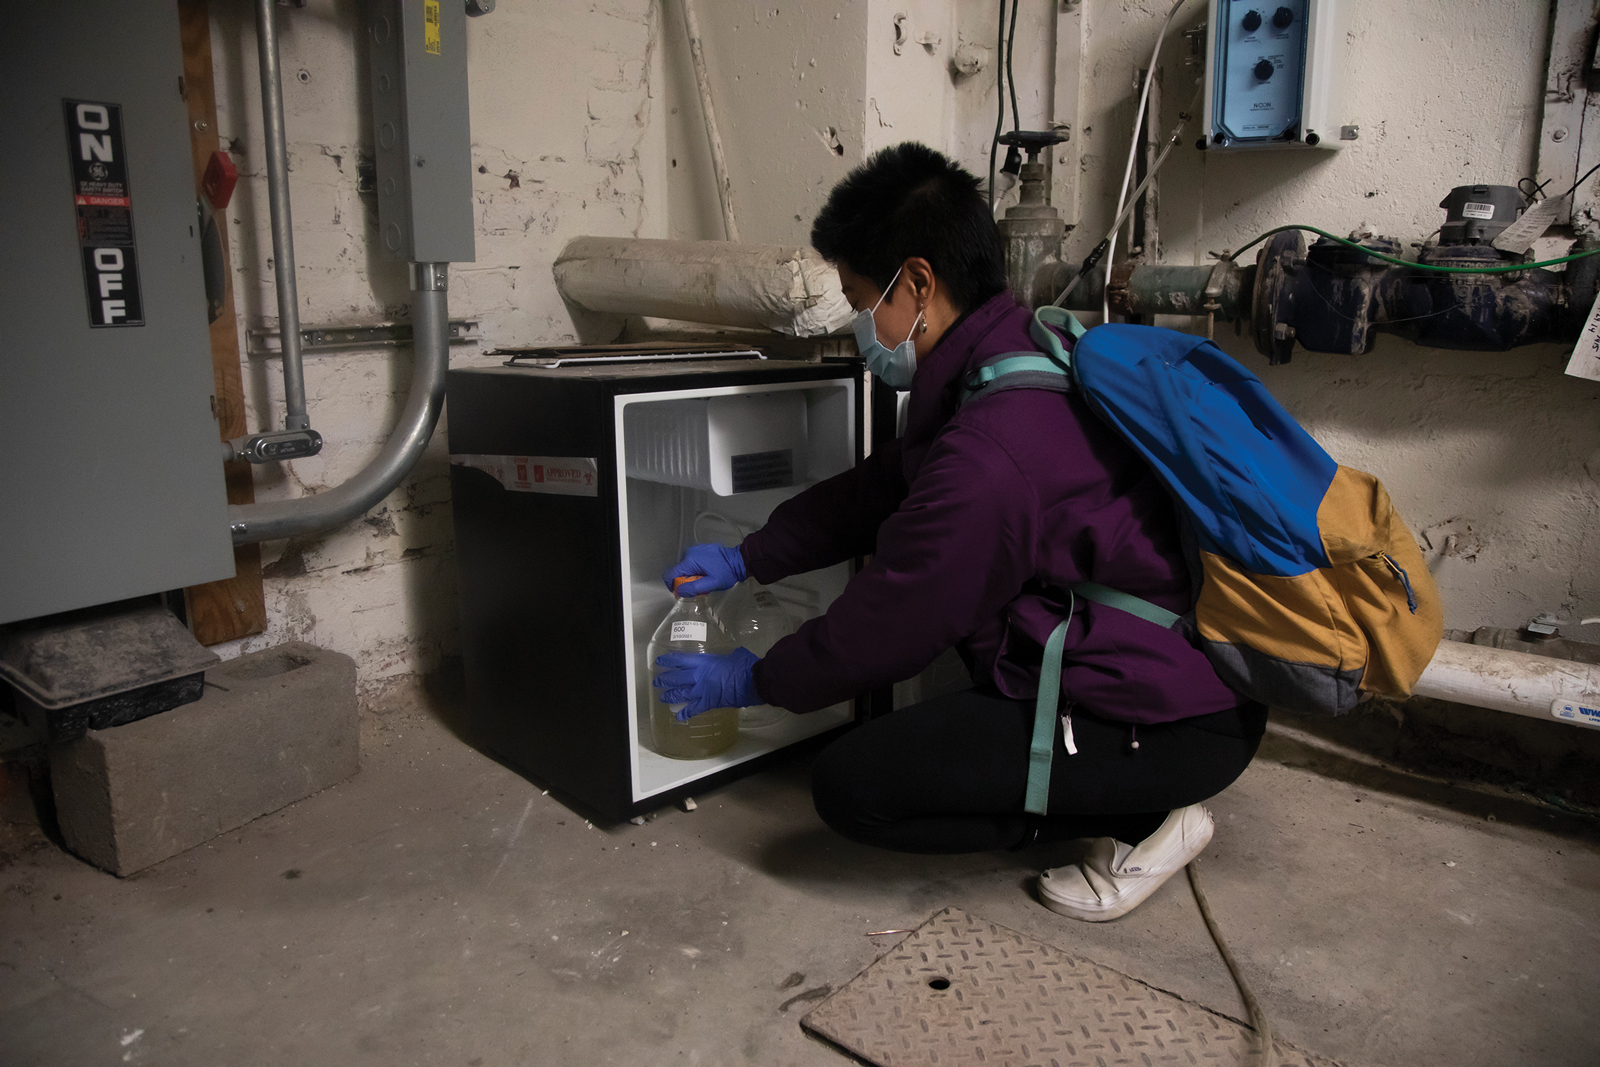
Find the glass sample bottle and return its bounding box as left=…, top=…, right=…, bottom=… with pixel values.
left=646, top=577, right=740, bottom=759
left=727, top=587, right=799, bottom=729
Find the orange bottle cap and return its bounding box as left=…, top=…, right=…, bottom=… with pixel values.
left=672, top=576, right=702, bottom=592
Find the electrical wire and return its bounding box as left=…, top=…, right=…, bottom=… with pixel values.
left=1222, top=224, right=1600, bottom=273
left=1188, top=861, right=1275, bottom=1067
left=988, top=0, right=1008, bottom=214
left=1105, top=0, right=1196, bottom=320
left=1300, top=258, right=1466, bottom=327
left=1518, top=176, right=1552, bottom=203
left=1005, top=0, right=1021, bottom=135
left=1563, top=158, right=1600, bottom=200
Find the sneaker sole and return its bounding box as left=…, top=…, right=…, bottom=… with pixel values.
left=1036, top=814, right=1214, bottom=922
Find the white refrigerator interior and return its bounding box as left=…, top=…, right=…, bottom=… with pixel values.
left=617, top=380, right=857, bottom=801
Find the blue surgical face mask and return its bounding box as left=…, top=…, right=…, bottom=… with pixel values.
left=851, top=266, right=924, bottom=390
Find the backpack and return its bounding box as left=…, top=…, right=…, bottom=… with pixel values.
left=961, top=306, right=1443, bottom=815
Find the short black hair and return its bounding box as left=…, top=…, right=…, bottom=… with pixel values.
left=811, top=142, right=1006, bottom=313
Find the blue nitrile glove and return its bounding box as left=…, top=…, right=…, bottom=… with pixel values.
left=662, top=543, right=747, bottom=598
left=653, top=647, right=761, bottom=721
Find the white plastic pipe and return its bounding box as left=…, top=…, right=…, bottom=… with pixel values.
left=1412, top=640, right=1600, bottom=730
left=553, top=237, right=853, bottom=337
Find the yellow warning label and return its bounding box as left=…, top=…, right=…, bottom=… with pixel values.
left=424, top=0, right=441, bottom=54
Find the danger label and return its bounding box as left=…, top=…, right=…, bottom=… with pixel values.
left=64, top=100, right=143, bottom=328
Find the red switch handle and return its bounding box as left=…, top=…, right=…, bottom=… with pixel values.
left=202, top=151, right=238, bottom=211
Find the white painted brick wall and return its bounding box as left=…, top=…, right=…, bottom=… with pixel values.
left=207, top=0, right=1599, bottom=685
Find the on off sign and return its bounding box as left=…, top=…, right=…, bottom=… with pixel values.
left=64, top=99, right=144, bottom=327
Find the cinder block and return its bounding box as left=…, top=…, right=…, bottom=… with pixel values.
left=49, top=641, right=357, bottom=876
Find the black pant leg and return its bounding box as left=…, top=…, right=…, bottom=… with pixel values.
left=810, top=689, right=1036, bottom=853
left=810, top=688, right=1265, bottom=855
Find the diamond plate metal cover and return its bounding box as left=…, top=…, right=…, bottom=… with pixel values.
left=801, top=907, right=1341, bottom=1067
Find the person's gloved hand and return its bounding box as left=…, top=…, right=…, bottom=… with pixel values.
left=662, top=543, right=747, bottom=598
left=653, top=647, right=761, bottom=721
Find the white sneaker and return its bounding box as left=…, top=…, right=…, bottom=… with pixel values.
left=1036, top=805, right=1214, bottom=922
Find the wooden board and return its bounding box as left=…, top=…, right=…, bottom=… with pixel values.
left=178, top=0, right=267, bottom=645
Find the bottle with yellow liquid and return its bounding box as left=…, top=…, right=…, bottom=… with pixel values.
left=646, top=577, right=740, bottom=759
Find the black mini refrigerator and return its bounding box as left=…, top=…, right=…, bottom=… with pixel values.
left=447, top=354, right=866, bottom=820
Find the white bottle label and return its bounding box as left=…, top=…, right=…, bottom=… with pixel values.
left=670, top=621, right=707, bottom=642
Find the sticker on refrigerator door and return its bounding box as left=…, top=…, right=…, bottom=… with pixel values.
left=449, top=454, right=599, bottom=496
left=64, top=100, right=143, bottom=327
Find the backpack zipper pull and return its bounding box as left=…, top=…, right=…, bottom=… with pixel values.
left=1381, top=553, right=1419, bottom=614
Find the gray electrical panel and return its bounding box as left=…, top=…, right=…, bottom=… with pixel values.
left=0, top=1, right=235, bottom=626
left=368, top=0, right=477, bottom=264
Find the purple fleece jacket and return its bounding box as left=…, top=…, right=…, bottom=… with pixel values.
left=741, top=292, right=1240, bottom=723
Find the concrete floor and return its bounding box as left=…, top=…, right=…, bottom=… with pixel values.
left=1, top=690, right=1597, bottom=1067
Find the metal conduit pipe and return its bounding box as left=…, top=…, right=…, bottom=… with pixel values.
left=254, top=0, right=308, bottom=432
left=228, top=264, right=450, bottom=545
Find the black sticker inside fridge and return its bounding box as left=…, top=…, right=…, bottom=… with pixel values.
left=64, top=99, right=144, bottom=327
left=731, top=449, right=794, bottom=493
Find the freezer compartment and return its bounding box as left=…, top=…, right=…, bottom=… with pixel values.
left=623, top=386, right=852, bottom=496
left=618, top=379, right=856, bottom=803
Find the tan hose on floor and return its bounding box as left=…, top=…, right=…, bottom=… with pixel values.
left=1188, top=860, right=1275, bottom=1067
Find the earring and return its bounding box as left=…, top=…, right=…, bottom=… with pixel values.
left=918, top=316, right=929, bottom=334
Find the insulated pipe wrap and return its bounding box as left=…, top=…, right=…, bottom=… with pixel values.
left=553, top=237, right=854, bottom=338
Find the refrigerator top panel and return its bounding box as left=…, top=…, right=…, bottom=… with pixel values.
left=479, top=357, right=848, bottom=384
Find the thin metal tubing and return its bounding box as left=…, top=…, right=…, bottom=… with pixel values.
left=227, top=268, right=450, bottom=544
left=255, top=0, right=309, bottom=431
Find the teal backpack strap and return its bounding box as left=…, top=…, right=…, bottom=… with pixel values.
left=1072, top=582, right=1181, bottom=629
left=963, top=305, right=1087, bottom=407
left=1024, top=591, right=1074, bottom=816
left=1022, top=584, right=1180, bottom=815
left=1033, top=304, right=1087, bottom=351
left=963, top=352, right=1068, bottom=402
